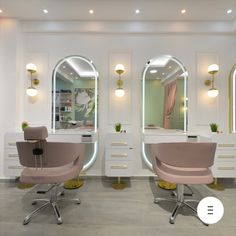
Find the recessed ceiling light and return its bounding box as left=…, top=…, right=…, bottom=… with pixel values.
left=150, top=69, right=158, bottom=74
left=162, top=72, right=165, bottom=75
left=0, top=9, right=3, bottom=13
left=70, top=72, right=73, bottom=75
left=181, top=9, right=186, bottom=14
left=43, top=9, right=48, bottom=14
left=227, top=9, right=232, bottom=14
left=168, top=66, right=172, bottom=69
left=63, top=66, right=66, bottom=69
left=89, top=9, right=94, bottom=14
left=135, top=9, right=140, bottom=14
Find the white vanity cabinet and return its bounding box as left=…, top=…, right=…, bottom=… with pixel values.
left=4, top=133, right=24, bottom=177
left=4, top=131, right=98, bottom=177
left=105, top=133, right=134, bottom=177
left=211, top=134, right=236, bottom=178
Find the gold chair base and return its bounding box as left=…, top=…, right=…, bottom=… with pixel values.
left=17, top=182, right=35, bottom=189
left=207, top=178, right=224, bottom=191
left=112, top=177, right=127, bottom=190
left=157, top=180, right=176, bottom=190
left=64, top=178, right=84, bottom=189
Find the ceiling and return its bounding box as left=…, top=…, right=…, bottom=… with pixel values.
left=0, top=0, right=236, bottom=21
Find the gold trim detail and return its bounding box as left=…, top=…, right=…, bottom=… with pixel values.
left=112, top=177, right=127, bottom=190
left=157, top=180, right=176, bottom=190
left=64, top=177, right=84, bottom=189
left=207, top=178, right=224, bottom=191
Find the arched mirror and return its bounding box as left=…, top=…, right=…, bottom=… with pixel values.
left=52, top=55, right=98, bottom=170
left=142, top=55, right=188, bottom=169
left=229, top=64, right=236, bottom=133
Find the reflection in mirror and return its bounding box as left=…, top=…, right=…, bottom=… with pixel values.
left=229, top=64, right=236, bottom=133
left=52, top=56, right=98, bottom=132
left=142, top=55, right=188, bottom=169
left=142, top=55, right=188, bottom=132
left=52, top=55, right=98, bottom=170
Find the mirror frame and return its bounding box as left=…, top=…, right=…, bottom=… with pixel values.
left=141, top=55, right=188, bottom=169
left=229, top=64, right=236, bottom=133
left=52, top=55, right=99, bottom=171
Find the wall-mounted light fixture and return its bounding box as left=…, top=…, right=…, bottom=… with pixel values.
left=26, top=63, right=39, bottom=97
left=205, top=64, right=219, bottom=98
left=115, top=64, right=125, bottom=97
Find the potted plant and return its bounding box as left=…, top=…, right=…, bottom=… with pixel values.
left=210, top=123, right=218, bottom=132
left=115, top=123, right=122, bottom=132
left=21, top=121, right=29, bottom=131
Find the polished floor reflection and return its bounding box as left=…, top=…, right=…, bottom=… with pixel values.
left=0, top=177, right=235, bottom=236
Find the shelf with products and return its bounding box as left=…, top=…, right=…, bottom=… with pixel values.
left=55, top=90, right=74, bottom=129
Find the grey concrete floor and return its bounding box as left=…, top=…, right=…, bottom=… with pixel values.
left=0, top=177, right=235, bottom=236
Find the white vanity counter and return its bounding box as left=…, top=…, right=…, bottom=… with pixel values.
left=142, top=129, right=206, bottom=143
left=4, top=131, right=98, bottom=177
left=142, top=129, right=236, bottom=178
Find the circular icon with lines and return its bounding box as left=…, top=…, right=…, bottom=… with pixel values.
left=197, top=196, right=224, bottom=224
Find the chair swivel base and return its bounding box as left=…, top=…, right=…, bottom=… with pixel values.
left=154, top=197, right=203, bottom=224
left=154, top=185, right=207, bottom=226
left=23, top=186, right=81, bottom=225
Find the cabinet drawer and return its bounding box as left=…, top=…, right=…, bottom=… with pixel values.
left=4, top=160, right=23, bottom=177
left=105, top=161, right=132, bottom=177
left=217, top=143, right=236, bottom=149
left=4, top=149, right=19, bottom=161
left=4, top=133, right=24, bottom=149
left=105, top=149, right=133, bottom=161
left=211, top=162, right=236, bottom=178
left=215, top=150, right=236, bottom=162
left=106, top=133, right=132, bottom=148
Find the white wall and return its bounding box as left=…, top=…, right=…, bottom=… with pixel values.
left=0, top=19, right=20, bottom=178
left=1, top=19, right=236, bottom=178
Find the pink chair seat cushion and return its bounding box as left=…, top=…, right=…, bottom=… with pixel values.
left=20, top=163, right=79, bottom=184
left=154, top=159, right=213, bottom=184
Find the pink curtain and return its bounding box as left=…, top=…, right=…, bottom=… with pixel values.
left=163, top=81, right=177, bottom=129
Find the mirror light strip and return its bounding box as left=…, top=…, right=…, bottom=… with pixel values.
left=233, top=68, right=236, bottom=132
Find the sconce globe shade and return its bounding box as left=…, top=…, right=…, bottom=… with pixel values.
left=26, top=87, right=38, bottom=97
left=208, top=88, right=219, bottom=98
left=26, top=63, right=37, bottom=72
left=208, top=64, right=219, bottom=74
left=115, top=64, right=125, bottom=74
left=115, top=88, right=125, bottom=97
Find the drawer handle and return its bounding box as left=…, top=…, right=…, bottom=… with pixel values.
left=217, top=167, right=235, bottom=170
left=8, top=154, right=19, bottom=158
left=111, top=165, right=128, bottom=169
left=218, top=144, right=235, bottom=148
left=8, top=142, right=16, bottom=146
left=111, top=142, right=128, bottom=146
left=110, top=154, right=128, bottom=158
left=8, top=166, right=22, bottom=169
left=217, top=155, right=235, bottom=159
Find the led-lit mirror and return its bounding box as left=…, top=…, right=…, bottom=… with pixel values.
left=52, top=55, right=98, bottom=170
left=229, top=64, right=236, bottom=133
left=142, top=55, right=188, bottom=168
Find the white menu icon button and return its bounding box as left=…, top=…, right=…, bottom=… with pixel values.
left=197, top=196, right=224, bottom=224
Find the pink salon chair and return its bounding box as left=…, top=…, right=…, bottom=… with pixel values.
left=151, top=142, right=216, bottom=224
left=16, top=126, right=85, bottom=225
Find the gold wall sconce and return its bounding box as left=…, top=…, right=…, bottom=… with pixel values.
left=26, top=63, right=39, bottom=97
left=205, top=64, right=219, bottom=98
left=115, top=64, right=125, bottom=97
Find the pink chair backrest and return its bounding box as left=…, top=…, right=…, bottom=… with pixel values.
left=17, top=142, right=85, bottom=168
left=151, top=142, right=216, bottom=168
left=17, top=126, right=85, bottom=168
